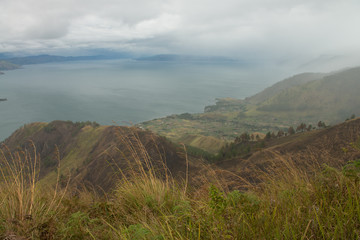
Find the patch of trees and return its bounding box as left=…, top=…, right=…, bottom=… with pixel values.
left=218, top=120, right=329, bottom=160
left=44, top=121, right=100, bottom=133
left=218, top=132, right=265, bottom=160
left=317, top=121, right=327, bottom=129
left=234, top=132, right=261, bottom=143
left=177, top=113, right=194, bottom=120
left=44, top=123, right=57, bottom=133
left=236, top=121, right=328, bottom=143
left=73, top=121, right=100, bottom=129
left=345, top=114, right=356, bottom=121
left=185, top=144, right=217, bottom=162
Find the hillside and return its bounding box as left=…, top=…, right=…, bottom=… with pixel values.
left=3, top=121, right=192, bottom=192
left=256, top=67, right=360, bottom=121
left=1, top=119, right=360, bottom=239
left=245, top=72, right=327, bottom=104
left=3, top=117, right=360, bottom=193
left=140, top=66, right=360, bottom=152
left=216, top=117, right=360, bottom=187
left=0, top=60, right=20, bottom=70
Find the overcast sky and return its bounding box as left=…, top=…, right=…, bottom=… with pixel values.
left=1, top=0, right=360, bottom=65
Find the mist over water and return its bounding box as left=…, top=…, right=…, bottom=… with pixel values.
left=0, top=59, right=292, bottom=140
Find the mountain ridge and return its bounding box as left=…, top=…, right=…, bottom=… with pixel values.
left=3, top=121, right=190, bottom=192
left=3, top=117, right=360, bottom=191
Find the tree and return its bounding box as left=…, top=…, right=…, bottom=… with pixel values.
left=288, top=126, right=295, bottom=135
left=317, top=121, right=326, bottom=129
left=265, top=132, right=272, bottom=140
left=277, top=130, right=284, bottom=138
left=235, top=132, right=250, bottom=143
left=296, top=123, right=306, bottom=132
left=271, top=132, right=276, bottom=138
left=307, top=124, right=312, bottom=131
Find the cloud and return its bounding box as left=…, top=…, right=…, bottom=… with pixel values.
left=1, top=0, right=360, bottom=64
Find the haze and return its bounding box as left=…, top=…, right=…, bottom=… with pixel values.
left=1, top=0, right=360, bottom=70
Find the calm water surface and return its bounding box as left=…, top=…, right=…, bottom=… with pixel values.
left=0, top=59, right=291, bottom=140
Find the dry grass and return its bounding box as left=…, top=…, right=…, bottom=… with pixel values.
left=0, top=142, right=69, bottom=239
left=1, top=130, right=360, bottom=239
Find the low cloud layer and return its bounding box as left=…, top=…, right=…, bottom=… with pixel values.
left=1, top=0, right=360, bottom=64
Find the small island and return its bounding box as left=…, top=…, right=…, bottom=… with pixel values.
left=0, top=71, right=4, bottom=75
left=0, top=98, right=7, bottom=102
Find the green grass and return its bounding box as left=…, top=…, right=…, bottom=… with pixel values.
left=1, top=135, right=360, bottom=239
left=40, top=125, right=105, bottom=186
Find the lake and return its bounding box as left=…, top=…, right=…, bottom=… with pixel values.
left=0, top=59, right=293, bottom=140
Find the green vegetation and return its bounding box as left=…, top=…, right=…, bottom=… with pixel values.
left=181, top=144, right=217, bottom=162
left=140, top=67, right=360, bottom=152
left=1, top=133, right=360, bottom=239
left=218, top=138, right=265, bottom=160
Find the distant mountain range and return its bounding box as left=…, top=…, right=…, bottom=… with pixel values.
left=1, top=53, right=131, bottom=65
left=0, top=53, right=237, bottom=68
left=137, top=54, right=236, bottom=62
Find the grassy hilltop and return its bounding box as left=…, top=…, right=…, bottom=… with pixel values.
left=140, top=66, right=360, bottom=152
left=1, top=118, right=360, bottom=239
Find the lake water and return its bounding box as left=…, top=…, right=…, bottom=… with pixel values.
left=0, top=59, right=292, bottom=140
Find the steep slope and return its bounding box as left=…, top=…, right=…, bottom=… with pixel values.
left=217, top=118, right=360, bottom=187
left=246, top=72, right=327, bottom=105
left=256, top=67, right=360, bottom=121
left=3, top=121, right=189, bottom=192
left=2, top=118, right=360, bottom=193
left=204, top=72, right=327, bottom=113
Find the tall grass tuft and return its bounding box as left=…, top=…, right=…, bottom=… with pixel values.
left=104, top=127, right=191, bottom=238
left=0, top=142, right=68, bottom=239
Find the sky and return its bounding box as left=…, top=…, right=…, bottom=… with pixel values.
left=1, top=0, right=360, bottom=68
